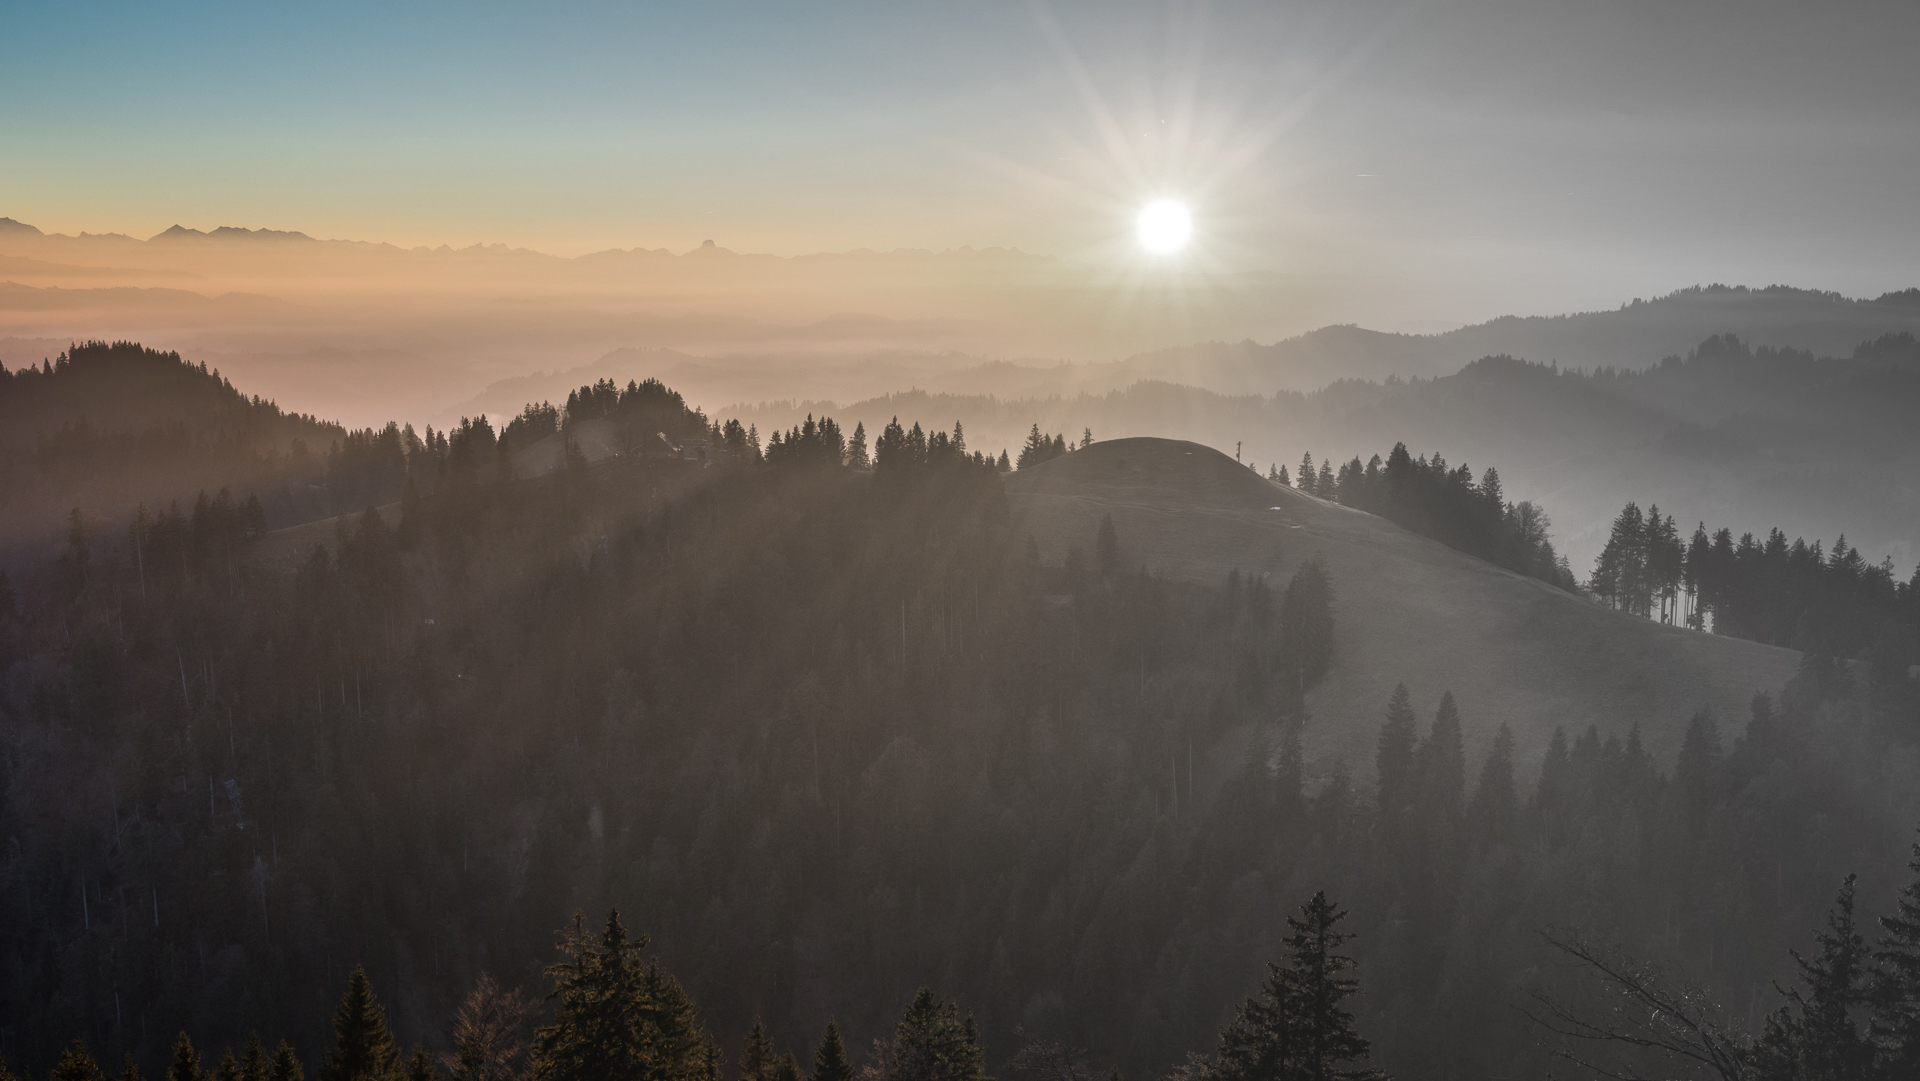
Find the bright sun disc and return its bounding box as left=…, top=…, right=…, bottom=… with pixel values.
left=1136, top=199, right=1192, bottom=254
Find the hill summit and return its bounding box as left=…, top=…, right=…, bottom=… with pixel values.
left=1006, top=437, right=1799, bottom=779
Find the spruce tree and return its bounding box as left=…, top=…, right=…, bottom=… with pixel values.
left=240, top=1040, right=268, bottom=1081
left=323, top=967, right=404, bottom=1081
left=740, top=1021, right=773, bottom=1081
left=122, top=1056, right=147, bottom=1081
left=406, top=1051, right=437, bottom=1081
left=52, top=1041, right=106, bottom=1081
left=1374, top=684, right=1418, bottom=826
left=1754, top=876, right=1873, bottom=1081
left=1416, top=692, right=1465, bottom=826
left=811, top=1022, right=852, bottom=1081
left=1096, top=515, right=1120, bottom=578
left=1208, top=958, right=1297, bottom=1081
left=1875, top=841, right=1920, bottom=1078
left=1466, top=724, right=1517, bottom=847
left=887, top=989, right=987, bottom=1081
left=215, top=1052, right=242, bottom=1081
left=1284, top=893, right=1386, bottom=1081
left=532, top=909, right=712, bottom=1081
left=769, top=1056, right=800, bottom=1081
left=169, top=1034, right=205, bottom=1081
left=270, top=1044, right=304, bottom=1081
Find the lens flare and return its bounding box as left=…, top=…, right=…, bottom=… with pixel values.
left=1136, top=199, right=1193, bottom=254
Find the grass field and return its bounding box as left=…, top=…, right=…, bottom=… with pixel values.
left=1006, top=437, right=1801, bottom=787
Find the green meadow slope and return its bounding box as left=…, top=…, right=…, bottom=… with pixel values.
left=1006, top=437, right=1801, bottom=782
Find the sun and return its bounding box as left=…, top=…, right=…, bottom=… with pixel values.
left=1135, top=198, right=1193, bottom=254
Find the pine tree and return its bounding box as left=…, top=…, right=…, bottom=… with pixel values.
left=323, top=967, right=404, bottom=1081
left=1375, top=685, right=1418, bottom=828
left=1096, top=515, right=1120, bottom=578
left=769, top=1056, right=800, bottom=1081
left=169, top=1034, right=205, bottom=1081
left=1753, top=876, right=1873, bottom=1081
left=810, top=1022, right=852, bottom=1081
left=1873, top=839, right=1920, bottom=1077
left=532, top=910, right=712, bottom=1081
left=215, top=1051, right=242, bottom=1081
left=1298, top=454, right=1316, bottom=496
left=740, top=1021, right=773, bottom=1081
left=240, top=1039, right=269, bottom=1081
left=1278, top=465, right=1291, bottom=487
left=122, top=1056, right=147, bottom=1081
left=52, top=1041, right=106, bottom=1081
left=406, top=1051, right=437, bottom=1081
left=271, top=1044, right=304, bottom=1081
left=1316, top=460, right=1333, bottom=495
left=1285, top=893, right=1387, bottom=1081
left=1467, top=724, right=1517, bottom=847
left=887, top=989, right=987, bottom=1081
left=1416, top=692, right=1465, bottom=826
left=1208, top=948, right=1298, bottom=1081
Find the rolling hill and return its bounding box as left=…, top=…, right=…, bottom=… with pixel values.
left=1005, top=437, right=1802, bottom=782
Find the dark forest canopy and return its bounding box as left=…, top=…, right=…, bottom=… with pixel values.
left=3, top=398, right=1920, bottom=1081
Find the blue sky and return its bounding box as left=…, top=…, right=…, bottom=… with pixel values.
left=6, top=0, right=1920, bottom=320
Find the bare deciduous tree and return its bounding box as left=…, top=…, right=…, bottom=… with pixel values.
left=1525, top=929, right=1752, bottom=1081
left=441, top=973, right=537, bottom=1081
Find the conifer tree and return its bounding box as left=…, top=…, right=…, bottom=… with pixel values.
left=1278, top=465, right=1291, bottom=487
left=1873, top=839, right=1920, bottom=1078
left=887, top=989, right=987, bottom=1081
left=1417, top=692, right=1465, bottom=826
left=1096, top=515, right=1120, bottom=578
left=847, top=423, right=871, bottom=470
left=1467, top=724, right=1517, bottom=847
left=740, top=1021, right=773, bottom=1081
left=215, top=1051, right=242, bottom=1081
left=1284, top=892, right=1387, bottom=1081
left=169, top=1034, right=205, bottom=1081
left=123, top=1056, right=147, bottom=1081
left=1298, top=454, right=1315, bottom=496
left=1752, top=876, right=1873, bottom=1081
left=811, top=1022, right=852, bottom=1081
left=323, top=967, right=404, bottom=1081
left=271, top=1044, right=304, bottom=1081
left=769, top=1056, right=800, bottom=1081
left=532, top=909, right=713, bottom=1081
left=1375, top=685, right=1418, bottom=828
left=52, top=1041, right=106, bottom=1081
left=407, top=1051, right=437, bottom=1081
left=240, top=1039, right=269, bottom=1081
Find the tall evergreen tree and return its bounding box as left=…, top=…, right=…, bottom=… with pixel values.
left=270, top=1045, right=304, bottom=1081
left=532, top=910, right=713, bottom=1081
left=323, top=967, right=404, bottom=1081
left=1467, top=724, right=1518, bottom=848
left=168, top=1034, right=204, bottom=1081
left=1284, top=893, right=1387, bottom=1081
left=51, top=1041, right=105, bottom=1081
left=1873, top=839, right=1920, bottom=1078
left=1096, top=515, right=1120, bottom=578
left=1375, top=685, right=1418, bottom=828
left=1752, top=876, right=1873, bottom=1081
left=886, top=989, right=987, bottom=1081
left=739, top=1021, right=773, bottom=1081
left=240, top=1040, right=269, bottom=1081
left=810, top=1023, right=851, bottom=1081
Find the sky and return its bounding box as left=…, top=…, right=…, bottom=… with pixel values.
left=5, top=0, right=1920, bottom=328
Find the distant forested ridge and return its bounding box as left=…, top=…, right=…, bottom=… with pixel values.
left=1588, top=499, right=1920, bottom=658
left=0, top=342, right=343, bottom=549
left=4, top=361, right=1920, bottom=1081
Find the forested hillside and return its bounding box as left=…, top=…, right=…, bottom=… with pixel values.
left=4, top=391, right=1920, bottom=1081
left=0, top=343, right=343, bottom=552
